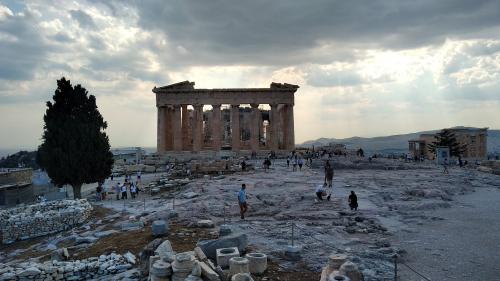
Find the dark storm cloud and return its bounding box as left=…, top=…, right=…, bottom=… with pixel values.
left=69, top=9, right=97, bottom=29
left=125, top=0, right=500, bottom=66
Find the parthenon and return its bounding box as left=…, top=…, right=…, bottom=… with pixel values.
left=153, top=81, right=299, bottom=153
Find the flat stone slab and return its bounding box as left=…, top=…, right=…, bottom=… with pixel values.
left=95, top=229, right=119, bottom=238
left=183, top=191, right=199, bottom=199
left=121, top=221, right=144, bottom=231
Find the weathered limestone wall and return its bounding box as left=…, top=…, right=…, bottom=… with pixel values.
left=0, top=199, right=93, bottom=244
left=0, top=168, right=32, bottom=185
left=0, top=252, right=137, bottom=281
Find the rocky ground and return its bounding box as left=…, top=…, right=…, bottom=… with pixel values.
left=1, top=156, right=499, bottom=280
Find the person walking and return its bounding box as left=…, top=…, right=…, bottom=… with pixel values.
left=443, top=158, right=449, bottom=174
left=238, top=184, right=248, bottom=219
left=115, top=182, right=121, bottom=200
left=324, top=160, right=334, bottom=200
left=131, top=182, right=137, bottom=199
left=298, top=157, right=304, bottom=171
left=121, top=183, right=128, bottom=200
left=348, top=191, right=358, bottom=211
left=286, top=155, right=290, bottom=168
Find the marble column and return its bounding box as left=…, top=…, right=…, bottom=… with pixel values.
left=231, top=104, right=240, bottom=151
left=172, top=105, right=182, bottom=151
left=157, top=106, right=166, bottom=153
left=164, top=106, right=174, bottom=151
left=269, top=103, right=279, bottom=151
left=286, top=104, right=295, bottom=150
left=250, top=104, right=260, bottom=152
left=181, top=105, right=189, bottom=150
left=212, top=104, right=222, bottom=151
left=192, top=104, right=203, bottom=152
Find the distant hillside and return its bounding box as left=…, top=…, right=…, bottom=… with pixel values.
left=300, top=129, right=500, bottom=155
left=0, top=150, right=39, bottom=169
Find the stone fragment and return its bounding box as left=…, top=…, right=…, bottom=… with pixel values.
left=328, top=254, right=348, bottom=273
left=151, top=260, right=172, bottom=277
left=94, top=230, right=119, bottom=238
left=152, top=220, right=169, bottom=237
left=155, top=240, right=176, bottom=262
left=199, top=261, right=221, bottom=281
left=219, top=224, right=232, bottom=236
left=123, top=252, right=136, bottom=265
left=191, top=261, right=202, bottom=276
left=183, top=192, right=199, bottom=199
left=197, top=232, right=248, bottom=259
left=245, top=253, right=267, bottom=274
left=284, top=245, right=301, bottom=261
left=121, top=221, right=144, bottom=231
left=216, top=247, right=240, bottom=268
left=75, top=236, right=98, bottom=244
left=339, top=261, right=363, bottom=281
left=194, top=247, right=207, bottom=261
left=197, top=219, right=215, bottom=228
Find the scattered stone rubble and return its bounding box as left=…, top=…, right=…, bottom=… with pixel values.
left=320, top=254, right=364, bottom=281
left=0, top=199, right=92, bottom=244
left=0, top=252, right=138, bottom=281
left=147, top=236, right=267, bottom=281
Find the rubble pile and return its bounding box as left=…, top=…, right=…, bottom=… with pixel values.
left=0, top=252, right=138, bottom=281
left=0, top=199, right=93, bottom=244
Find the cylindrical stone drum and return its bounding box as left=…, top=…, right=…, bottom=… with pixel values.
left=229, top=257, right=250, bottom=276
left=245, top=253, right=267, bottom=274
left=231, top=273, right=254, bottom=281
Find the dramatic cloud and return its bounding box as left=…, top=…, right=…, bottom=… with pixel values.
left=0, top=0, right=499, bottom=150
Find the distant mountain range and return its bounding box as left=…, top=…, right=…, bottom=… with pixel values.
left=300, top=129, right=500, bottom=155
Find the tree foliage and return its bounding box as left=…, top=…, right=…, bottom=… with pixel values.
left=427, top=129, right=466, bottom=157
left=37, top=77, right=113, bottom=199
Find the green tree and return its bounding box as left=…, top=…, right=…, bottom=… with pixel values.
left=37, top=77, right=113, bottom=199
left=427, top=129, right=466, bottom=157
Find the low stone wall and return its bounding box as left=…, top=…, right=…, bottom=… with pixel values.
left=0, top=199, right=93, bottom=244
left=0, top=252, right=138, bottom=281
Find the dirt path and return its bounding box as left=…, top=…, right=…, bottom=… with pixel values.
left=393, top=186, right=500, bottom=280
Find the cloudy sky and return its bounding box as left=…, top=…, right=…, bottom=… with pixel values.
left=1, top=0, right=499, bottom=150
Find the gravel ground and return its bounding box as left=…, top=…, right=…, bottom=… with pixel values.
left=393, top=187, right=500, bottom=280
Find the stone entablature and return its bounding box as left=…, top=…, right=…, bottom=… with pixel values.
left=0, top=199, right=92, bottom=244
left=153, top=81, right=299, bottom=153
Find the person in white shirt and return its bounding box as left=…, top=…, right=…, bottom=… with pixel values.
left=315, top=183, right=327, bottom=201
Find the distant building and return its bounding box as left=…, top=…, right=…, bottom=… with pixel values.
left=0, top=168, right=33, bottom=206
left=409, top=127, right=488, bottom=160
left=111, top=147, right=146, bottom=164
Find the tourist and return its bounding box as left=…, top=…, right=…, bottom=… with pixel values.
left=443, top=158, right=449, bottom=174
left=121, top=183, right=128, bottom=199
left=131, top=182, right=137, bottom=199
left=263, top=158, right=271, bottom=171
left=115, top=182, right=121, bottom=200
left=96, top=185, right=102, bottom=201
left=286, top=155, right=290, bottom=168
left=137, top=171, right=141, bottom=183
left=238, top=184, right=248, bottom=219
left=324, top=160, right=334, bottom=200
left=101, top=182, right=107, bottom=200
left=241, top=160, right=247, bottom=171
left=315, top=183, right=327, bottom=201
left=348, top=191, right=358, bottom=211
left=298, top=157, right=304, bottom=170
left=292, top=155, right=298, bottom=171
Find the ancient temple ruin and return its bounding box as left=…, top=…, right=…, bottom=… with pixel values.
left=153, top=81, right=299, bottom=153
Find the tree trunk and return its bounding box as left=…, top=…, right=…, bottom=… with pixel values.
left=72, top=183, right=82, bottom=199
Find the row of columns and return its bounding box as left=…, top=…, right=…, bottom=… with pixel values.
left=157, top=103, right=295, bottom=153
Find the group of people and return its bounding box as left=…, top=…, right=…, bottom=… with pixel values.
left=236, top=157, right=360, bottom=220
left=114, top=180, right=140, bottom=200
left=286, top=152, right=305, bottom=171
left=95, top=173, right=142, bottom=201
